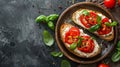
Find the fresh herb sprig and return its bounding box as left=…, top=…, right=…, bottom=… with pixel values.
left=111, top=41, right=120, bottom=62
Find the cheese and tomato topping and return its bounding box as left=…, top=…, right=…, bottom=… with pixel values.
left=62, top=25, right=100, bottom=57
left=75, top=9, right=113, bottom=37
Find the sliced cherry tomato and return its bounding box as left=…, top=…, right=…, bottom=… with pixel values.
left=69, top=27, right=80, bottom=36
left=65, top=27, right=80, bottom=44
left=97, top=18, right=112, bottom=35
left=98, top=63, right=109, bottom=67
left=80, top=11, right=97, bottom=28
left=102, top=18, right=109, bottom=23
left=80, top=15, right=90, bottom=28
left=78, top=36, right=95, bottom=53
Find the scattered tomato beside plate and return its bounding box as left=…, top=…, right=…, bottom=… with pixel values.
left=98, top=63, right=110, bottom=67
left=119, top=0, right=120, bottom=6
left=104, top=0, right=116, bottom=8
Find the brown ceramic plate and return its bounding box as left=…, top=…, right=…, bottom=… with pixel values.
left=55, top=2, right=117, bottom=64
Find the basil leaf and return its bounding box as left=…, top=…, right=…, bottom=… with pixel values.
left=105, top=22, right=111, bottom=26
left=97, top=15, right=101, bottom=25
left=43, top=30, right=54, bottom=46
left=82, top=10, right=89, bottom=15
left=117, top=48, right=120, bottom=51
left=70, top=42, right=77, bottom=50
left=105, top=21, right=118, bottom=26
left=89, top=15, right=101, bottom=32
left=77, top=37, right=83, bottom=47
left=61, top=60, right=71, bottom=67
left=117, top=41, right=120, bottom=48
left=59, top=52, right=64, bottom=57
left=111, top=21, right=118, bottom=26
left=47, top=14, right=59, bottom=22
left=51, top=51, right=63, bottom=57
left=35, top=15, right=47, bottom=23
left=111, top=51, right=120, bottom=62
left=92, top=36, right=96, bottom=40
left=47, top=21, right=55, bottom=30
left=89, top=24, right=101, bottom=32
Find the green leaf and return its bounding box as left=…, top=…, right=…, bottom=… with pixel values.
left=70, top=42, right=77, bottom=50
left=77, top=37, right=83, bottom=47
left=92, top=36, right=96, bottom=40
left=105, top=21, right=118, bottom=26
left=111, top=51, right=120, bottom=62
left=47, top=14, right=59, bottom=22
left=51, top=51, right=63, bottom=57
left=117, top=48, right=120, bottom=51
left=89, top=15, right=101, bottom=32
left=47, top=21, right=55, bottom=30
left=43, top=30, right=54, bottom=46
left=89, top=24, right=101, bottom=32
left=97, top=15, right=101, bottom=24
left=117, top=41, right=120, bottom=48
left=35, top=15, right=46, bottom=23
left=82, top=10, right=89, bottom=15
left=61, top=60, right=71, bottom=67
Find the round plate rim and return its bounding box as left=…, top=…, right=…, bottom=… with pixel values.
left=55, top=2, right=118, bottom=64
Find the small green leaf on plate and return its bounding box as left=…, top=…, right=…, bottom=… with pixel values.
left=89, top=24, right=101, bottom=32
left=82, top=10, right=89, bottom=16
left=97, top=15, right=101, bottom=24
left=105, top=21, right=118, bottom=26
left=77, top=37, right=83, bottom=47
left=51, top=51, right=63, bottom=57
left=61, top=60, right=71, bottom=67
left=43, top=30, right=54, bottom=47
left=70, top=42, right=77, bottom=50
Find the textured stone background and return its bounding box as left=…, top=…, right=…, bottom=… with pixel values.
left=0, top=0, right=84, bottom=67
left=0, top=0, right=120, bottom=67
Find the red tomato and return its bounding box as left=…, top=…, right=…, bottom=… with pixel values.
left=104, top=0, right=116, bottom=8
left=98, top=63, right=109, bottom=67
left=78, top=36, right=95, bottom=53
left=119, top=0, right=120, bottom=6
left=65, top=27, right=80, bottom=44
left=80, top=12, right=97, bottom=28
left=97, top=18, right=112, bottom=35
left=102, top=18, right=109, bottom=23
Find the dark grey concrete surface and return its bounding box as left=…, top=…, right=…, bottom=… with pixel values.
left=0, top=0, right=84, bottom=67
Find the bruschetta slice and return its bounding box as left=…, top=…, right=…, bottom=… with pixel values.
left=72, top=9, right=115, bottom=41
left=60, top=23, right=101, bottom=58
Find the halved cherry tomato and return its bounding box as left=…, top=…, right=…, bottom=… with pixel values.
left=65, top=27, right=80, bottom=44
left=80, top=12, right=97, bottom=28
left=97, top=18, right=112, bottom=35
left=78, top=36, right=95, bottom=53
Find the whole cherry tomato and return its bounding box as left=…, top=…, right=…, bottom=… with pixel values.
left=104, top=0, right=116, bottom=8
left=98, top=63, right=110, bottom=67
left=119, top=0, right=120, bottom=6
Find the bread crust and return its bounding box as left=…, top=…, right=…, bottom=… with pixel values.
left=72, top=9, right=114, bottom=41
left=60, top=23, right=101, bottom=58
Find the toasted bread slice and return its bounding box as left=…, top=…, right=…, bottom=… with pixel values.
left=60, top=23, right=101, bottom=58
left=72, top=9, right=114, bottom=41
